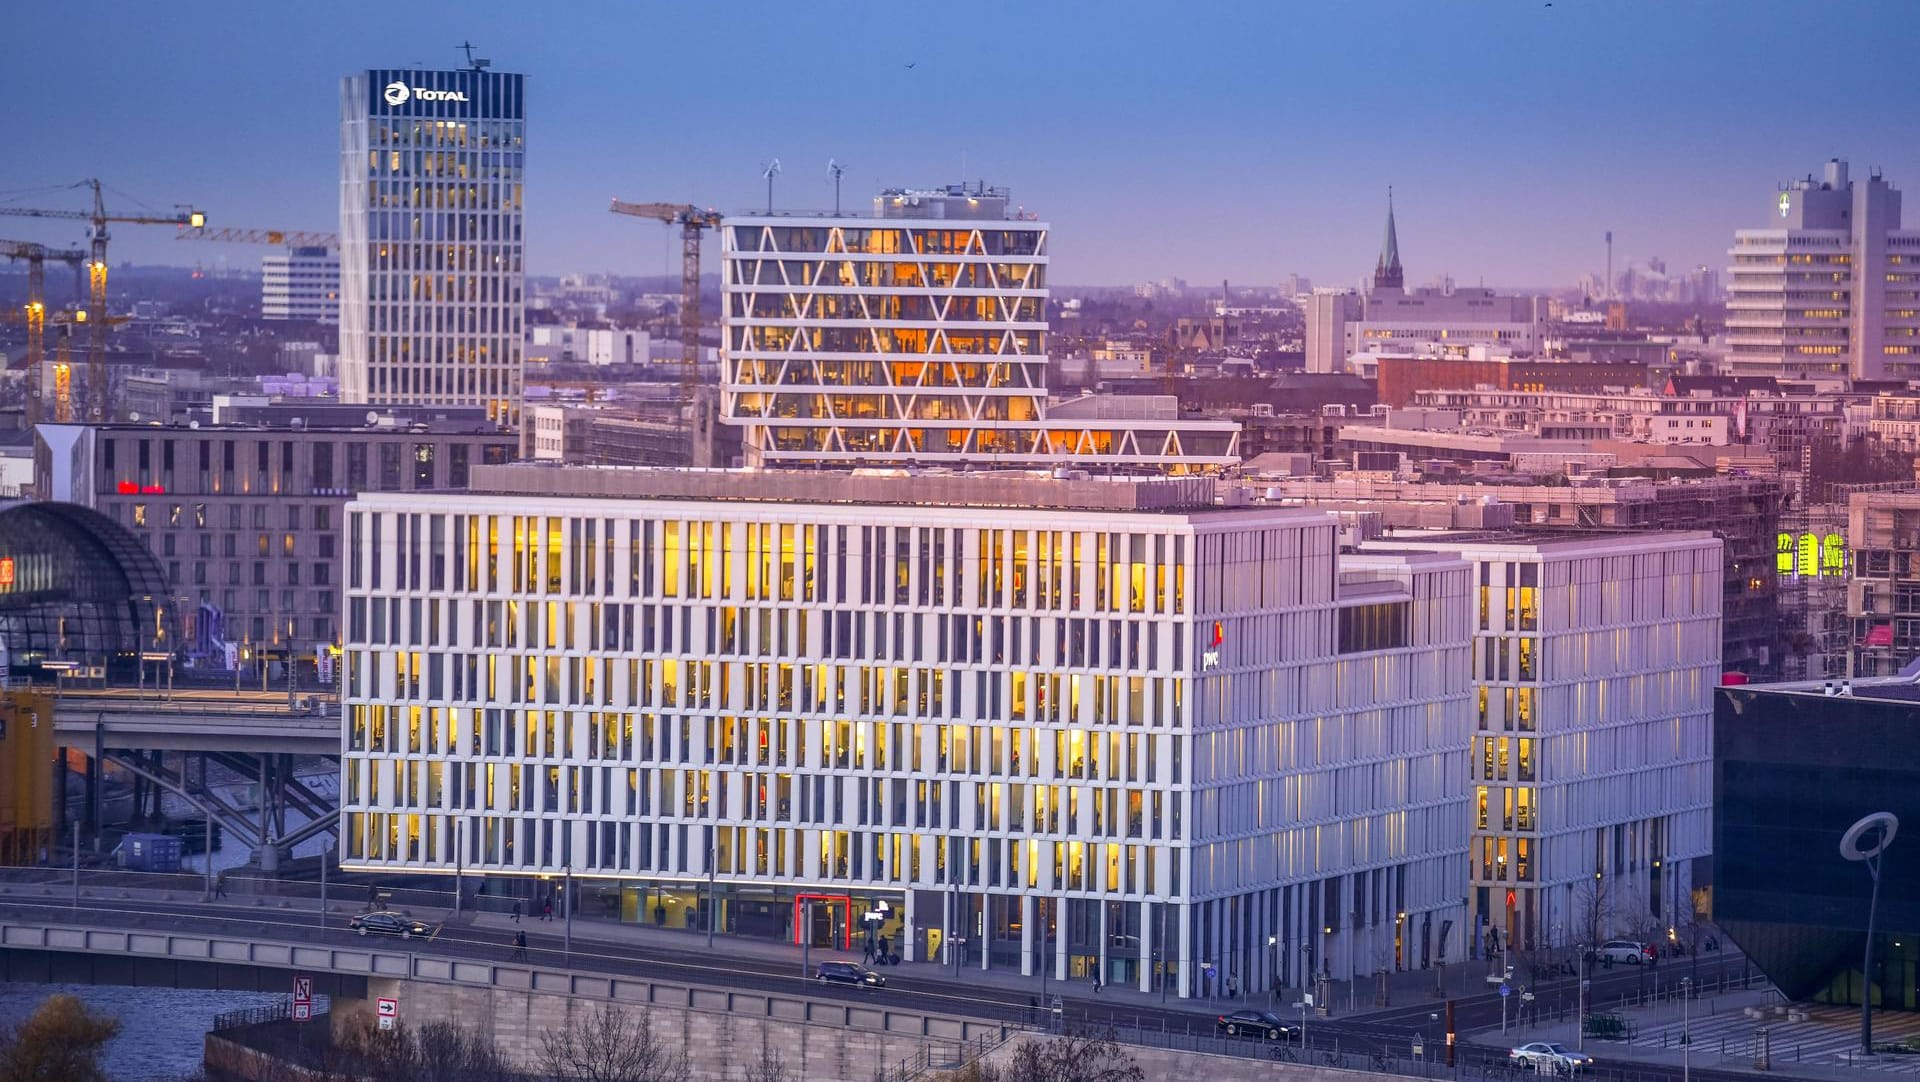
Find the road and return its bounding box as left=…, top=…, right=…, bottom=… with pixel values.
left=0, top=890, right=1799, bottom=1082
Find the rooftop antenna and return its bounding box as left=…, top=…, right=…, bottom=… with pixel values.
left=456, top=40, right=490, bottom=70
left=761, top=158, right=782, bottom=215
left=828, top=159, right=845, bottom=216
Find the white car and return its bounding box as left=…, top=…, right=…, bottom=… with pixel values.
left=1510, top=1042, right=1595, bottom=1073
left=1596, top=940, right=1652, bottom=965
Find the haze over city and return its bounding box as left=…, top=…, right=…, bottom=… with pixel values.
left=11, top=0, right=1918, bottom=284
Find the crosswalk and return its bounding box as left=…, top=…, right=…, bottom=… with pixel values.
left=1635, top=1002, right=1920, bottom=1073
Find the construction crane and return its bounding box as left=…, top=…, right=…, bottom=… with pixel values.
left=0, top=180, right=203, bottom=422
left=608, top=200, right=722, bottom=404
left=178, top=227, right=338, bottom=248
left=1, top=240, right=85, bottom=426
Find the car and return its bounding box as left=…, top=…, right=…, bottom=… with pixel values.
left=1597, top=940, right=1653, bottom=965
left=816, top=961, right=885, bottom=987
left=1215, top=1010, right=1298, bottom=1041
left=349, top=911, right=435, bottom=939
left=1509, top=1042, right=1594, bottom=1073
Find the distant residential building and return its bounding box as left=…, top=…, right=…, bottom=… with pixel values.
left=527, top=326, right=651, bottom=367
left=1304, top=290, right=1360, bottom=374
left=261, top=247, right=340, bottom=323
left=1375, top=355, right=1646, bottom=409
left=1845, top=490, right=1920, bottom=676
left=528, top=405, right=595, bottom=461
left=1727, top=159, right=1920, bottom=381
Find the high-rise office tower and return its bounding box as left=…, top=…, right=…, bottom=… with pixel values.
left=339, top=67, right=526, bottom=424
left=719, top=183, right=1238, bottom=470
left=1727, top=159, right=1920, bottom=381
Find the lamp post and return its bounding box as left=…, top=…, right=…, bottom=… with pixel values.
left=1681, top=976, right=1692, bottom=1082
left=1840, top=812, right=1899, bottom=1058
left=1268, top=934, right=1279, bottom=1009
left=1576, top=942, right=1588, bottom=1051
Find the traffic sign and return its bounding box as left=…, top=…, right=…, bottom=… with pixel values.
left=376, top=997, right=397, bottom=1016
left=293, top=976, right=312, bottom=1005
left=1499, top=983, right=1512, bottom=997
left=292, top=1002, right=312, bottom=1023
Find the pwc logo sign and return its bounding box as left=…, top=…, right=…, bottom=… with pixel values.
left=1201, top=620, right=1224, bottom=671
left=382, top=81, right=469, bottom=107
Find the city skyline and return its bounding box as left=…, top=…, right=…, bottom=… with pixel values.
left=8, top=0, right=1918, bottom=287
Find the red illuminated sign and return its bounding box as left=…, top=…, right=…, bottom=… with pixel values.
left=0, top=558, right=13, bottom=587
left=114, top=481, right=165, bottom=495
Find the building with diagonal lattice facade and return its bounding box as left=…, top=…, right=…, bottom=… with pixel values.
left=720, top=185, right=1239, bottom=472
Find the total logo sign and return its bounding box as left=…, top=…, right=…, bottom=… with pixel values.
left=384, top=81, right=468, bottom=106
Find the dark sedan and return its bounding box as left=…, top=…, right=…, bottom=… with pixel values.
left=1216, top=1010, right=1298, bottom=1040
left=816, top=961, right=885, bottom=987
left=348, top=911, right=435, bottom=939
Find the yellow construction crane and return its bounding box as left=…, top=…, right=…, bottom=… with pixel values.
left=608, top=200, right=722, bottom=404
left=1, top=240, right=85, bottom=426
left=0, top=180, right=203, bottom=422
left=178, top=226, right=338, bottom=248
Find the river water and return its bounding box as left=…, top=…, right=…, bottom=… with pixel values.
left=0, top=982, right=279, bottom=1080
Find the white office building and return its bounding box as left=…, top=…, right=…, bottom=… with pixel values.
left=1363, top=532, right=1721, bottom=959
left=527, top=326, right=651, bottom=367
left=721, top=183, right=1238, bottom=471
left=339, top=67, right=526, bottom=425
left=1727, top=159, right=1920, bottom=381
left=261, top=247, right=341, bottom=323
left=340, top=465, right=1473, bottom=996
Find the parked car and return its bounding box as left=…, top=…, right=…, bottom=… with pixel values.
left=349, top=911, right=435, bottom=939
left=1509, top=1042, right=1594, bottom=1073
left=1596, top=940, right=1653, bottom=965
left=816, top=961, right=885, bottom=987
left=1215, top=1010, right=1299, bottom=1041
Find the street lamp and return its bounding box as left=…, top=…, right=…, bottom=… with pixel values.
left=1840, top=812, right=1899, bottom=1057
left=1268, top=934, right=1278, bottom=1008
left=1681, top=976, right=1692, bottom=1082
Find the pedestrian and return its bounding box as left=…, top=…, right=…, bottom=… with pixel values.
left=1091, top=969, right=1102, bottom=994
left=863, top=939, right=875, bottom=965
left=1027, top=995, right=1039, bottom=1024
left=512, top=929, right=528, bottom=962
left=214, top=872, right=229, bottom=899
left=543, top=899, right=553, bottom=922
left=511, top=900, right=522, bottom=923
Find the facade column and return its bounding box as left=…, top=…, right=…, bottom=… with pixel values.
left=1054, top=898, right=1069, bottom=981
left=903, top=888, right=917, bottom=962
left=1019, top=894, right=1034, bottom=977
left=980, top=893, right=990, bottom=970
left=1138, top=900, right=1154, bottom=994
left=1098, top=903, right=1109, bottom=988
left=1178, top=902, right=1193, bottom=999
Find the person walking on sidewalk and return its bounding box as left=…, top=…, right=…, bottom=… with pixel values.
left=1090, top=969, right=1102, bottom=994
left=543, top=899, right=553, bottom=922
left=214, top=872, right=229, bottom=900
left=511, top=900, right=522, bottom=923
left=512, top=929, right=528, bottom=962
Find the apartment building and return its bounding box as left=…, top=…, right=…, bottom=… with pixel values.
left=340, top=466, right=1474, bottom=996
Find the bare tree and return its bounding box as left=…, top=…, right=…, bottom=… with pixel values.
left=999, top=1032, right=1144, bottom=1082
left=738, top=1038, right=797, bottom=1082
left=1573, top=874, right=1613, bottom=949
left=537, top=1003, right=686, bottom=1082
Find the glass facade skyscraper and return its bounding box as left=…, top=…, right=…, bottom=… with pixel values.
left=339, top=68, right=525, bottom=425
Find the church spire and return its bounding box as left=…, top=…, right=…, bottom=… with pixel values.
left=1374, top=187, right=1404, bottom=291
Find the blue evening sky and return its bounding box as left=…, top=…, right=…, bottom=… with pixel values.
left=9, top=0, right=1917, bottom=287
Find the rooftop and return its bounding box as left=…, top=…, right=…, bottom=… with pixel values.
left=1728, top=675, right=1920, bottom=706
left=467, top=463, right=1238, bottom=513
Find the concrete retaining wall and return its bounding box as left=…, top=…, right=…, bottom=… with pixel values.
left=343, top=978, right=976, bottom=1081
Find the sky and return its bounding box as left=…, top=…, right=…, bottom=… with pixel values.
left=9, top=0, right=1919, bottom=287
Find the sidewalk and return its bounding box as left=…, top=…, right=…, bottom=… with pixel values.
left=1461, top=982, right=1920, bottom=1080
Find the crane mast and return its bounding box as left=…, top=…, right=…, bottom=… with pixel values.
left=609, top=200, right=722, bottom=406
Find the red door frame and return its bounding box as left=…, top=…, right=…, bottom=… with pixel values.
left=792, top=893, right=854, bottom=950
